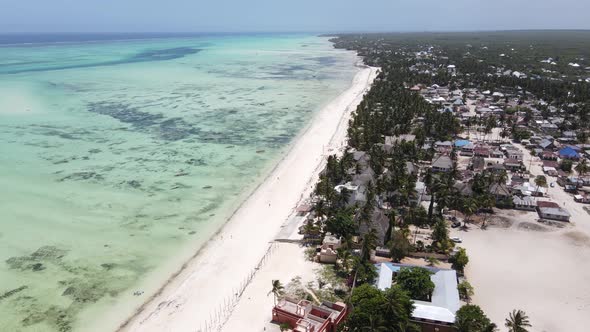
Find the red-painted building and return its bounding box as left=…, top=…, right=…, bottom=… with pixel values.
left=272, top=298, right=347, bottom=332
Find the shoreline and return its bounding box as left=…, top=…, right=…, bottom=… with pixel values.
left=118, top=63, right=378, bottom=332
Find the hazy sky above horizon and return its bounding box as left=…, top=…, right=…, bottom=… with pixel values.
left=0, top=0, right=588, bottom=33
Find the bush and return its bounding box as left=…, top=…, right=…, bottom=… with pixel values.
left=450, top=248, right=469, bottom=273
left=560, top=159, right=573, bottom=172
left=455, top=304, right=495, bottom=332
left=457, top=280, right=474, bottom=301
left=396, top=267, right=435, bottom=301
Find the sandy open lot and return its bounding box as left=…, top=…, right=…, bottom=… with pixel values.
left=451, top=137, right=590, bottom=331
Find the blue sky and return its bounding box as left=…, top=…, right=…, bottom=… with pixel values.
left=0, top=0, right=588, bottom=33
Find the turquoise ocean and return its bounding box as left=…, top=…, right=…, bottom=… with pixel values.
left=0, top=34, right=358, bottom=331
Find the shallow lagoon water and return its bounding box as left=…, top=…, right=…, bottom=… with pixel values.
left=0, top=34, right=358, bottom=331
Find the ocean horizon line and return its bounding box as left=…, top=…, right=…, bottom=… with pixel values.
left=3, top=29, right=590, bottom=46
left=0, top=32, right=325, bottom=47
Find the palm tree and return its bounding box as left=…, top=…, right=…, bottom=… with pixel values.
left=361, top=228, right=379, bottom=262
left=338, top=188, right=352, bottom=208
left=505, top=309, right=531, bottom=332
left=268, top=279, right=284, bottom=306
left=461, top=197, right=478, bottom=227
left=484, top=323, right=499, bottom=332
left=384, top=210, right=396, bottom=246
left=361, top=315, right=387, bottom=332
left=575, top=159, right=589, bottom=176
left=426, top=256, right=440, bottom=266
left=478, top=195, right=495, bottom=229
left=534, top=175, right=547, bottom=197
left=457, top=280, right=474, bottom=302
left=337, top=248, right=353, bottom=272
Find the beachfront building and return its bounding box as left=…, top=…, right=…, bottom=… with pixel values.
left=513, top=196, right=537, bottom=211
left=318, top=233, right=342, bottom=264
left=537, top=201, right=571, bottom=222
left=272, top=298, right=347, bottom=332
left=334, top=182, right=367, bottom=207
left=375, top=263, right=460, bottom=332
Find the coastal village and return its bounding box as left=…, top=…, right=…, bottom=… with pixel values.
left=121, top=32, right=590, bottom=332
left=261, top=33, right=590, bottom=332
left=4, top=10, right=590, bottom=332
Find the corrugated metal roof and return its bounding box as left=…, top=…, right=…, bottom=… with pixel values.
left=374, top=263, right=460, bottom=324
left=413, top=302, right=457, bottom=323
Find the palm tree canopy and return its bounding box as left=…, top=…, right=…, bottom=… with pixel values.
left=505, top=309, right=532, bottom=332
left=269, top=280, right=284, bottom=297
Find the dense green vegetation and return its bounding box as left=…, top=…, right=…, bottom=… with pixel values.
left=455, top=304, right=497, bottom=332
left=345, top=284, right=419, bottom=332
left=395, top=267, right=435, bottom=301
left=333, top=31, right=590, bottom=131
left=300, top=31, right=582, bottom=330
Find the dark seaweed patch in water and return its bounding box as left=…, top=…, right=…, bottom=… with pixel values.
left=266, top=133, right=295, bottom=144
left=124, top=180, right=142, bottom=189
left=6, top=246, right=68, bottom=271
left=88, top=102, right=163, bottom=127
left=270, top=65, right=311, bottom=77
left=21, top=305, right=73, bottom=331
left=58, top=171, right=104, bottom=182
left=59, top=278, right=113, bottom=303
left=128, top=47, right=201, bottom=62
left=30, top=124, right=94, bottom=141
left=87, top=102, right=201, bottom=141
left=196, top=201, right=222, bottom=215
left=1, top=47, right=202, bottom=75
left=87, top=101, right=295, bottom=147
left=186, top=158, right=206, bottom=166
left=0, top=286, right=28, bottom=302
left=308, top=56, right=338, bottom=65
left=158, top=117, right=200, bottom=141
left=8, top=246, right=151, bottom=331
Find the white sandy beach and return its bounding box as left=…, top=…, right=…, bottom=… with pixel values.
left=451, top=132, right=590, bottom=331
left=119, top=64, right=379, bottom=332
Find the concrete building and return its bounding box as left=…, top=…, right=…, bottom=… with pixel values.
left=434, top=141, right=453, bottom=153
left=318, top=233, right=341, bottom=264
left=537, top=201, right=571, bottom=222
left=375, top=263, right=460, bottom=332
left=513, top=196, right=537, bottom=211
left=272, top=298, right=347, bottom=332
left=512, top=182, right=546, bottom=197
left=503, top=158, right=523, bottom=171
